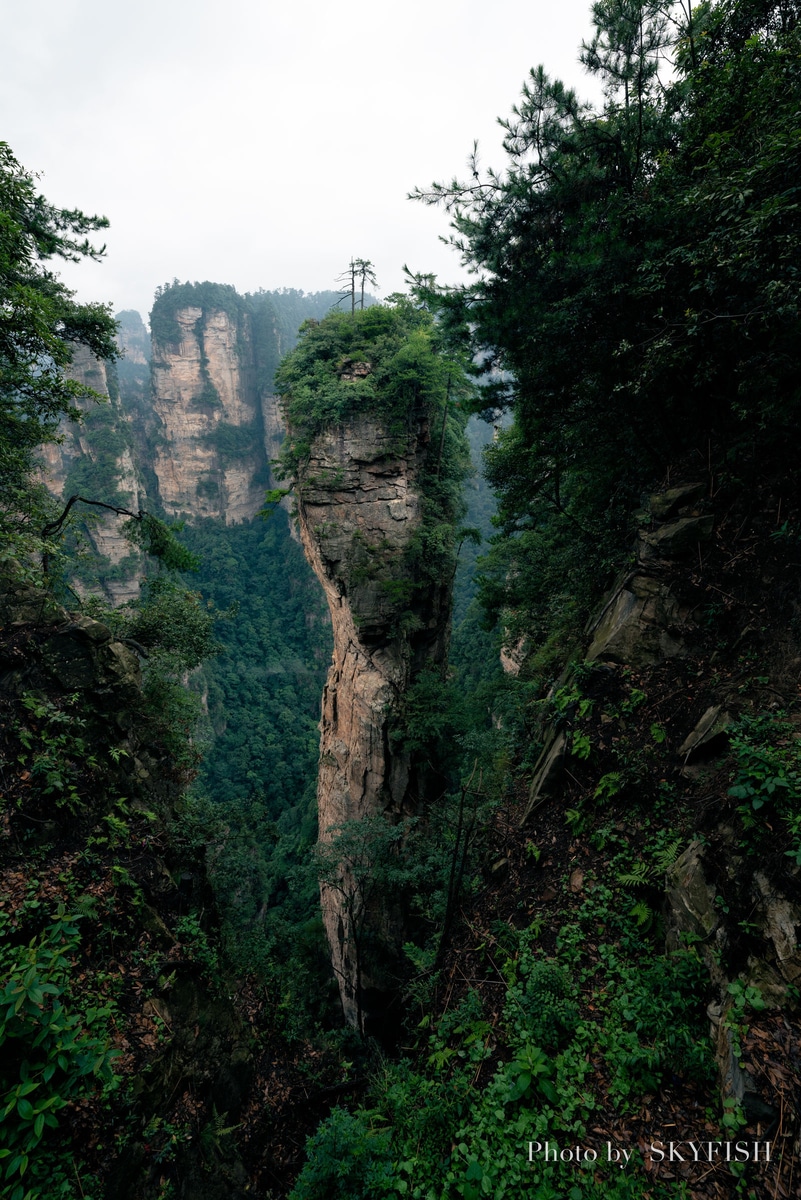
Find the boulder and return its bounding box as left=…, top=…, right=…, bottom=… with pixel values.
left=753, top=873, right=801, bottom=986
left=648, top=482, right=706, bottom=521
left=665, top=840, right=720, bottom=947
left=640, top=514, right=715, bottom=559
left=521, top=730, right=567, bottom=824
left=679, top=705, right=732, bottom=761
left=586, top=574, right=686, bottom=665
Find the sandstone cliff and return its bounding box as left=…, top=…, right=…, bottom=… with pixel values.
left=39, top=345, right=146, bottom=604
left=39, top=287, right=345, bottom=576
left=296, top=411, right=455, bottom=1034
left=116, top=309, right=150, bottom=367
left=150, top=305, right=268, bottom=524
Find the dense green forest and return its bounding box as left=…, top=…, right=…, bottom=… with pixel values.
left=2, top=0, right=801, bottom=1197
left=288, top=1, right=801, bottom=1196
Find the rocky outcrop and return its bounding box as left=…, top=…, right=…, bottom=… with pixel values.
left=150, top=307, right=266, bottom=524
left=116, top=309, right=151, bottom=367
left=148, top=303, right=289, bottom=524
left=38, top=290, right=332, bottom=583
left=39, top=345, right=146, bottom=605
left=296, top=413, right=453, bottom=1034
left=586, top=483, right=710, bottom=665
left=0, top=563, right=253, bottom=1199
left=261, top=392, right=286, bottom=488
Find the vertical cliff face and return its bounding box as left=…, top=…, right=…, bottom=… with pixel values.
left=150, top=306, right=267, bottom=524
left=40, top=287, right=343, bottom=556
left=116, top=309, right=151, bottom=367
left=296, top=411, right=455, bottom=1033
left=38, top=347, right=109, bottom=495
left=39, top=345, right=146, bottom=604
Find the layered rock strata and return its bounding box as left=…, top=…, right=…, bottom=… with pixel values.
left=151, top=307, right=267, bottom=524
left=296, top=413, right=452, bottom=1034
left=39, top=345, right=146, bottom=604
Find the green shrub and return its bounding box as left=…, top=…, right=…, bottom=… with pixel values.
left=290, top=1107, right=396, bottom=1200
left=0, top=909, right=118, bottom=1200
left=515, top=960, right=579, bottom=1051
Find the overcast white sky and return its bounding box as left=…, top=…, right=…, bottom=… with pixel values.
left=3, top=0, right=602, bottom=324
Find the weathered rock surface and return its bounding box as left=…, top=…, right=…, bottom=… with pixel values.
left=586, top=484, right=710, bottom=665
left=648, top=482, right=706, bottom=521
left=665, top=840, right=722, bottom=955
left=753, top=872, right=801, bottom=988
left=639, top=513, right=715, bottom=561
left=586, top=574, right=687, bottom=664
left=296, top=413, right=453, bottom=1034
left=151, top=307, right=264, bottom=524
left=521, top=730, right=567, bottom=824
left=678, top=704, right=732, bottom=762
left=116, top=308, right=151, bottom=366
left=37, top=345, right=146, bottom=604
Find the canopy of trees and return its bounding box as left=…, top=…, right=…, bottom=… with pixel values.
left=412, top=0, right=801, bottom=660
left=0, top=142, right=118, bottom=547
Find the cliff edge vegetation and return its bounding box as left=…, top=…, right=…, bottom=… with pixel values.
left=276, top=301, right=474, bottom=1037
left=288, top=3, right=801, bottom=1198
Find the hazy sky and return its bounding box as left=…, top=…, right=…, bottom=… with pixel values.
left=4, top=0, right=602, bottom=323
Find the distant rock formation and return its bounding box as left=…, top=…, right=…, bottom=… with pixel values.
left=150, top=304, right=274, bottom=524
left=39, top=345, right=147, bottom=605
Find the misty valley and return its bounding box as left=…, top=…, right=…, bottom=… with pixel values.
left=3, top=2, right=801, bottom=1198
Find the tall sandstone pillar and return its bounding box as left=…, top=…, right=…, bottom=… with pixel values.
left=295, top=411, right=453, bottom=1036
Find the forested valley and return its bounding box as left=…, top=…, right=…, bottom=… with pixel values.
left=2, top=1, right=801, bottom=1197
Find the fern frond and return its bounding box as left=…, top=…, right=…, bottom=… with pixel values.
left=653, top=838, right=682, bottom=873
left=617, top=862, right=650, bottom=887
left=629, top=900, right=653, bottom=928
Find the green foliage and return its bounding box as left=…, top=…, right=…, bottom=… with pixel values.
left=728, top=712, right=800, bottom=809
left=727, top=712, right=801, bottom=861
left=723, top=978, right=767, bottom=1066
left=602, top=953, right=714, bottom=1104
left=205, top=421, right=259, bottom=463
left=507, top=958, right=579, bottom=1051
left=179, top=515, right=329, bottom=818
left=121, top=577, right=220, bottom=671
left=0, top=141, right=118, bottom=554
left=174, top=912, right=221, bottom=991
left=275, top=299, right=473, bottom=480
left=82, top=577, right=220, bottom=774
left=13, top=693, right=99, bottom=813
left=294, top=858, right=714, bottom=1198
left=290, top=1107, right=395, bottom=1200
left=0, top=908, right=118, bottom=1200
left=149, top=281, right=244, bottom=347
left=121, top=514, right=201, bottom=573
left=412, top=0, right=801, bottom=670
left=62, top=402, right=128, bottom=507
left=161, top=515, right=333, bottom=1032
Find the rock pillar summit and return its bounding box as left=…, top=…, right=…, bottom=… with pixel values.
left=280, top=305, right=469, bottom=1035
